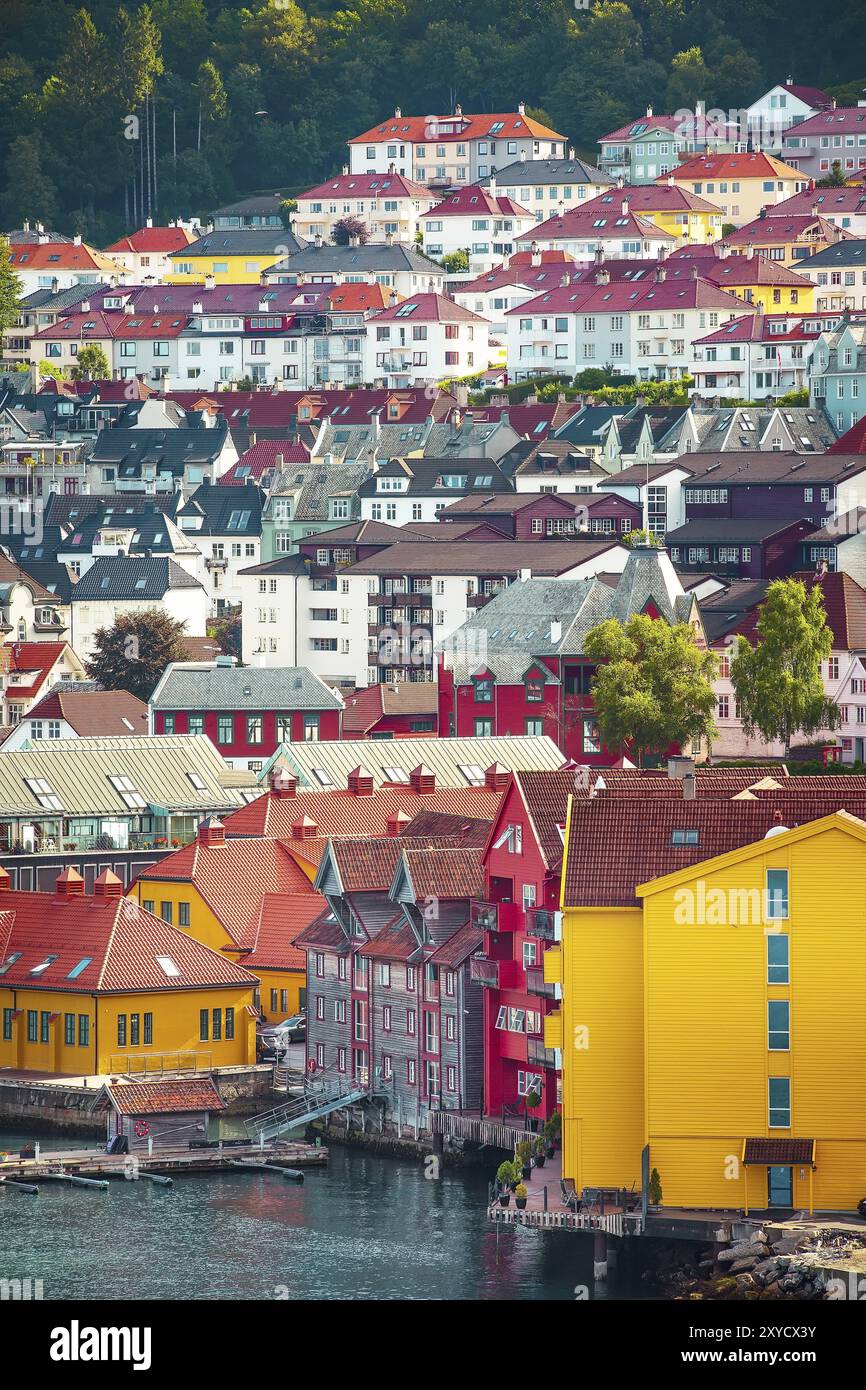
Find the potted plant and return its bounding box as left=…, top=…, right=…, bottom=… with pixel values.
left=533, top=1135, right=546, bottom=1169
left=515, top=1139, right=533, bottom=1180
left=543, top=1111, right=561, bottom=1157
left=496, top=1160, right=515, bottom=1205
left=514, top=1182, right=528, bottom=1211
left=648, top=1167, right=663, bottom=1209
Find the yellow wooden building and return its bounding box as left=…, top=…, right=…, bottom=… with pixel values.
left=165, top=229, right=298, bottom=284
left=0, top=867, right=257, bottom=1075
left=552, top=794, right=866, bottom=1215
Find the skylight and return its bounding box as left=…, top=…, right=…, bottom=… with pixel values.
left=30, top=954, right=58, bottom=976
left=312, top=767, right=335, bottom=788
left=109, top=774, right=147, bottom=810
left=24, top=776, right=63, bottom=811
left=155, top=955, right=181, bottom=977
left=67, top=957, right=93, bottom=979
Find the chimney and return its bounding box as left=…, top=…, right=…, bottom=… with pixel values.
left=145, top=217, right=153, bottom=229
left=489, top=175, right=497, bottom=199
left=484, top=762, right=510, bottom=792
left=197, top=815, right=225, bottom=846
left=568, top=146, right=575, bottom=160
left=682, top=771, right=697, bottom=800
left=594, top=267, right=610, bottom=285
left=388, top=289, right=398, bottom=306
left=347, top=765, right=375, bottom=796
left=385, top=231, right=394, bottom=247
left=314, top=233, right=323, bottom=249
left=621, top=198, right=630, bottom=216
left=269, top=767, right=297, bottom=798
left=258, top=298, right=269, bottom=312
left=51, top=277, right=59, bottom=293
left=192, top=300, right=203, bottom=315
left=550, top=619, right=562, bottom=642
left=343, top=164, right=350, bottom=176
left=690, top=264, right=699, bottom=280
left=667, top=755, right=695, bottom=782
left=394, top=106, right=402, bottom=118
left=93, top=869, right=123, bottom=898
left=204, top=274, right=216, bottom=291
left=73, top=234, right=82, bottom=247
left=518, top=101, right=526, bottom=116
left=560, top=272, right=570, bottom=287
left=80, top=299, right=91, bottom=313
left=654, top=264, right=666, bottom=283
left=55, top=866, right=85, bottom=897
left=291, top=815, right=319, bottom=839
left=387, top=810, right=412, bottom=837
left=410, top=764, right=435, bottom=794
left=646, top=105, right=653, bottom=118
left=594, top=247, right=604, bottom=265
left=455, top=103, right=463, bottom=118
left=667, top=174, right=675, bottom=186
left=531, top=241, right=541, bottom=267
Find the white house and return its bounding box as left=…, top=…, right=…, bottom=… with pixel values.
left=347, top=105, right=567, bottom=183
left=453, top=249, right=577, bottom=337
left=294, top=171, right=437, bottom=244
left=364, top=293, right=491, bottom=387
left=515, top=199, right=675, bottom=261
left=744, top=82, right=831, bottom=153
left=67, top=556, right=208, bottom=662
left=481, top=155, right=614, bottom=224
left=420, top=184, right=535, bottom=273
left=239, top=555, right=370, bottom=687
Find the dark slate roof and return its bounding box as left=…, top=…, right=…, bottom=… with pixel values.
left=238, top=554, right=308, bottom=578
left=269, top=462, right=369, bottom=521
left=19, top=283, right=107, bottom=312
left=666, top=517, right=815, bottom=543
left=269, top=242, right=442, bottom=276
left=71, top=555, right=202, bottom=601
left=176, top=481, right=263, bottom=537
left=553, top=404, right=629, bottom=445
left=44, top=493, right=179, bottom=528
left=152, top=663, right=342, bottom=712
left=794, top=240, right=866, bottom=270
left=357, top=458, right=512, bottom=498
left=88, top=424, right=229, bottom=477
left=180, top=228, right=305, bottom=258
left=483, top=158, right=613, bottom=188
left=9, top=560, right=79, bottom=604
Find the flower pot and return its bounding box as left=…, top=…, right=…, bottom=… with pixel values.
left=499, top=1192, right=511, bottom=1207
left=546, top=1145, right=556, bottom=1159
left=515, top=1196, right=527, bottom=1210
left=534, top=1154, right=546, bottom=1169
left=521, top=1163, right=532, bottom=1180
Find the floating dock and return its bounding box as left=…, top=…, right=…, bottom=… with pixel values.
left=0, top=1139, right=327, bottom=1186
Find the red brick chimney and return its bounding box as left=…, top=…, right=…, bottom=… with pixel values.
left=198, top=816, right=225, bottom=846
left=410, top=764, right=435, bottom=794
left=387, top=810, right=412, bottom=836
left=484, top=762, right=510, bottom=792
left=93, top=869, right=123, bottom=898
left=56, top=866, right=85, bottom=896
left=269, top=767, right=298, bottom=798
left=348, top=766, right=375, bottom=796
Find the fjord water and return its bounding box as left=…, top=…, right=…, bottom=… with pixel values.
left=0, top=1132, right=625, bottom=1300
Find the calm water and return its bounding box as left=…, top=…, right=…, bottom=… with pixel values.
left=0, top=1128, right=636, bottom=1300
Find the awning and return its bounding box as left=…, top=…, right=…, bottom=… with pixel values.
left=742, top=1138, right=815, bottom=1165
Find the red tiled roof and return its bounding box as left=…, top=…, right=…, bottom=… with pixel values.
left=357, top=917, right=419, bottom=960
left=165, top=387, right=454, bottom=429
left=103, top=1077, right=225, bottom=1115
left=24, top=688, right=148, bottom=736
left=370, top=293, right=486, bottom=323
left=428, top=920, right=482, bottom=968
left=781, top=84, right=830, bottom=108
left=785, top=107, right=866, bottom=137
left=220, top=438, right=309, bottom=485
left=517, top=206, right=672, bottom=244
left=700, top=254, right=813, bottom=288
left=136, top=838, right=313, bottom=944
left=325, top=283, right=395, bottom=313
left=399, top=846, right=484, bottom=900
left=424, top=186, right=531, bottom=219
left=229, top=892, right=323, bottom=972
left=349, top=111, right=565, bottom=145
left=583, top=185, right=722, bottom=214
left=668, top=152, right=804, bottom=182
left=504, top=276, right=741, bottom=316
left=8, top=243, right=118, bottom=271
left=31, top=312, right=190, bottom=342
left=723, top=214, right=849, bottom=245
left=105, top=226, right=195, bottom=254
left=298, top=172, right=432, bottom=200
left=773, top=190, right=866, bottom=217
left=341, top=682, right=438, bottom=735
left=326, top=834, right=481, bottom=894
left=2, top=641, right=71, bottom=699
left=563, top=800, right=866, bottom=906
left=294, top=906, right=347, bottom=951
left=0, top=889, right=256, bottom=992
left=828, top=416, right=866, bottom=454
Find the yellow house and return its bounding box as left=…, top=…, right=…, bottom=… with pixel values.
left=129, top=817, right=319, bottom=1018
left=554, top=793, right=866, bottom=1215
left=583, top=184, right=724, bottom=244
left=721, top=212, right=851, bottom=269
left=0, top=866, right=257, bottom=1075
left=703, top=252, right=816, bottom=313
left=660, top=152, right=807, bottom=228
left=166, top=229, right=300, bottom=284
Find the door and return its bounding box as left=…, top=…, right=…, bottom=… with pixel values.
left=767, top=1165, right=793, bottom=1207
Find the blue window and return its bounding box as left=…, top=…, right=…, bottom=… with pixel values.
left=768, top=1000, right=790, bottom=1051
left=769, top=1077, right=791, bottom=1128
left=766, top=869, right=788, bottom=920
left=767, top=934, right=789, bottom=984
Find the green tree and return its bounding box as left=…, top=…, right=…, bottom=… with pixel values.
left=665, top=46, right=711, bottom=112
left=730, top=578, right=840, bottom=759
left=0, top=133, right=59, bottom=229
left=440, top=248, right=469, bottom=273
left=0, top=237, right=23, bottom=339
left=622, top=528, right=662, bottom=548
left=70, top=343, right=111, bottom=380
left=332, top=215, right=369, bottom=245
left=583, top=613, right=718, bottom=766
left=816, top=160, right=847, bottom=188
left=85, top=608, right=189, bottom=701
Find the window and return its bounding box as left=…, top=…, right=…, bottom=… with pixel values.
left=144, top=1013, right=153, bottom=1045
left=315, top=953, right=325, bottom=978
left=383, top=1005, right=392, bottom=1032
left=474, top=678, right=493, bottom=702
left=117, top=1014, right=127, bottom=1047
left=160, top=902, right=173, bottom=925
left=78, top=1015, right=89, bottom=1048
left=768, top=1000, right=790, bottom=1051
left=200, top=1008, right=209, bottom=1041
left=27, top=1009, right=37, bottom=1042
left=769, top=1076, right=791, bottom=1128
left=217, top=716, right=234, bottom=744
left=766, top=869, right=788, bottom=920
left=247, top=715, right=262, bottom=744
left=406, top=1008, right=416, bottom=1036
left=130, top=1013, right=141, bottom=1047
left=108, top=775, right=147, bottom=810
left=474, top=718, right=493, bottom=737
left=41, top=1010, right=50, bottom=1043
left=64, top=1013, right=74, bottom=1046
left=178, top=901, right=191, bottom=928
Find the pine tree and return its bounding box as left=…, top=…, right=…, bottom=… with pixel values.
left=0, top=236, right=23, bottom=339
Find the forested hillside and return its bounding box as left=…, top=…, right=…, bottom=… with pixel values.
left=1, top=0, right=864, bottom=243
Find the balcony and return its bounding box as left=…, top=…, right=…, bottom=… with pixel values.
left=525, top=908, right=561, bottom=942
left=469, top=955, right=519, bottom=990
left=470, top=899, right=523, bottom=932
left=525, top=966, right=557, bottom=1000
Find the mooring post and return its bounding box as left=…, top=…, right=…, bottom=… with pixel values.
left=593, top=1231, right=608, bottom=1282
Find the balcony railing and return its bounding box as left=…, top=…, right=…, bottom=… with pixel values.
left=470, top=899, right=523, bottom=932
left=525, top=966, right=557, bottom=1000
left=525, top=908, right=561, bottom=942
left=469, top=955, right=500, bottom=988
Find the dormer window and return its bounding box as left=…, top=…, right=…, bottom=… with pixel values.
left=473, top=676, right=493, bottom=702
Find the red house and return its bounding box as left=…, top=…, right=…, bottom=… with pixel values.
left=149, top=657, right=343, bottom=770
left=471, top=767, right=576, bottom=1121
left=437, top=490, right=641, bottom=541
left=438, top=543, right=706, bottom=763
left=341, top=682, right=439, bottom=739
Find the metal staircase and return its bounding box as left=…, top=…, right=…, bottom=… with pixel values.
left=245, top=1070, right=389, bottom=1143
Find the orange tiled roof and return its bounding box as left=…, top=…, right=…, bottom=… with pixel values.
left=103, top=1077, right=224, bottom=1115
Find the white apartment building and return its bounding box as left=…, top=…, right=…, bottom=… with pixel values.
left=691, top=311, right=826, bottom=399
left=453, top=250, right=576, bottom=337
left=294, top=171, right=437, bottom=243
left=420, top=184, right=535, bottom=273
left=239, top=557, right=370, bottom=687
left=505, top=268, right=743, bottom=382
left=480, top=155, right=614, bottom=224
left=515, top=200, right=675, bottom=261
left=364, top=293, right=491, bottom=387
left=347, top=106, right=567, bottom=184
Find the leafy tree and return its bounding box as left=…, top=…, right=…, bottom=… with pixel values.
left=583, top=613, right=718, bottom=766
left=440, top=249, right=469, bottom=273
left=85, top=608, right=190, bottom=701
left=332, top=215, right=369, bottom=245
left=37, top=360, right=66, bottom=380
left=730, top=578, right=840, bottom=759
left=280, top=197, right=297, bottom=226
left=816, top=160, right=847, bottom=188
left=573, top=367, right=611, bottom=390
left=622, top=528, right=662, bottom=548
left=665, top=46, right=711, bottom=112
left=70, top=343, right=111, bottom=380
left=0, top=237, right=23, bottom=339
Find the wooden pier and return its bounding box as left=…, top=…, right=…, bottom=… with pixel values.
left=0, top=1139, right=327, bottom=1187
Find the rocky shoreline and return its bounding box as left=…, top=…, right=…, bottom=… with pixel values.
left=647, top=1226, right=866, bottom=1300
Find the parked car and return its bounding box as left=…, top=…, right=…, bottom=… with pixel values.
left=258, top=1013, right=306, bottom=1057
